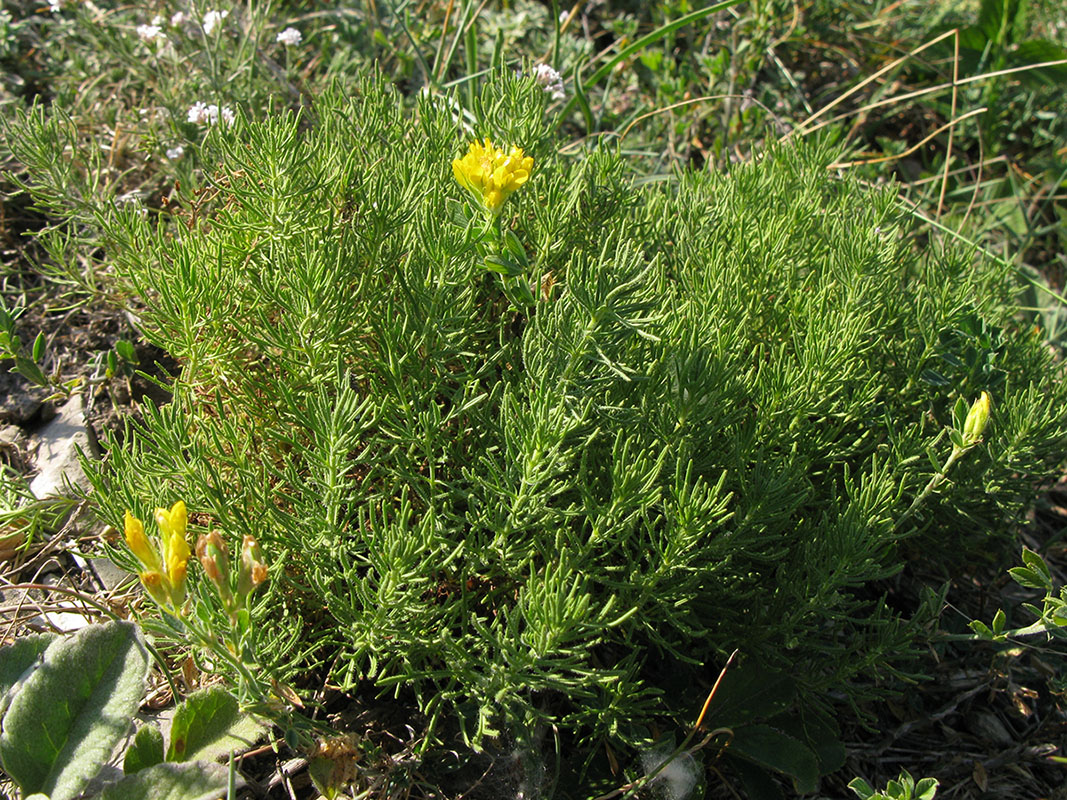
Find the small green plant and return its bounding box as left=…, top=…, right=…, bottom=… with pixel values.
left=451, top=136, right=541, bottom=306
left=0, top=467, right=78, bottom=554
left=850, top=770, right=939, bottom=800
left=0, top=294, right=80, bottom=399
left=8, top=72, right=1067, bottom=794
left=970, top=546, right=1067, bottom=648
left=0, top=620, right=238, bottom=800
left=114, top=502, right=282, bottom=733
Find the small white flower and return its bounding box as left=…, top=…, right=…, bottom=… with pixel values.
left=170, top=11, right=187, bottom=26
left=48, top=0, right=61, bottom=13
left=276, top=27, right=301, bottom=46
left=558, top=10, right=568, bottom=24
left=188, top=102, right=235, bottom=126
left=202, top=9, right=228, bottom=35
left=166, top=145, right=185, bottom=160
left=533, top=63, right=566, bottom=101
left=151, top=14, right=162, bottom=25
left=187, top=101, right=210, bottom=124
left=136, top=23, right=165, bottom=42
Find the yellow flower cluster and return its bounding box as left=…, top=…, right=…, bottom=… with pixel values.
left=452, top=138, right=534, bottom=218
left=124, top=501, right=191, bottom=612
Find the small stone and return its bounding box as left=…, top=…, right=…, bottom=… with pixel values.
left=37, top=401, right=57, bottom=425
left=89, top=556, right=135, bottom=593
left=29, top=394, right=94, bottom=499
left=0, top=372, right=47, bottom=424
left=0, top=424, right=22, bottom=445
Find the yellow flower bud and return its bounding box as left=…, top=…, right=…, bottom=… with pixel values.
left=962, top=391, right=992, bottom=445
left=124, top=510, right=161, bottom=573
left=452, top=138, right=534, bottom=218
left=156, top=501, right=191, bottom=603
left=155, top=500, right=188, bottom=546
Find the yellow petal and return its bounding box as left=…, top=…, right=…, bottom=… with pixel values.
left=153, top=501, right=190, bottom=598
left=453, top=138, right=534, bottom=218
left=124, top=511, right=161, bottom=572
left=155, top=501, right=188, bottom=547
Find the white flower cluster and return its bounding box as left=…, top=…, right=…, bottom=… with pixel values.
left=533, top=63, right=565, bottom=101
left=166, top=145, right=185, bottom=160
left=202, top=9, right=228, bottom=35
left=48, top=0, right=61, bottom=13
left=170, top=11, right=187, bottom=26
left=187, top=102, right=235, bottom=126
left=276, top=27, right=301, bottom=46
left=136, top=22, right=166, bottom=43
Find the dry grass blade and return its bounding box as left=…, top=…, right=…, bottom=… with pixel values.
left=785, top=28, right=958, bottom=141
left=828, top=107, right=987, bottom=169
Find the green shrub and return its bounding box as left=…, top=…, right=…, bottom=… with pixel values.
left=7, top=72, right=1067, bottom=766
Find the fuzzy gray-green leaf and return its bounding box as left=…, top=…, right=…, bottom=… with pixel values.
left=98, top=761, right=230, bottom=800
left=166, top=688, right=263, bottom=764
left=124, top=723, right=165, bottom=774
left=0, top=632, right=56, bottom=715
left=0, top=621, right=149, bottom=800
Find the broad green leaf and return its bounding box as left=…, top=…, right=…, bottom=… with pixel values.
left=115, top=339, right=138, bottom=364
left=483, top=255, right=524, bottom=277
left=991, top=608, right=1006, bottom=635
left=952, top=397, right=969, bottom=431
left=916, top=776, right=940, bottom=800
left=848, top=776, right=876, bottom=799
left=166, top=688, right=264, bottom=764
left=948, top=429, right=965, bottom=451
left=1020, top=547, right=1052, bottom=585
left=0, top=621, right=149, bottom=800
left=977, top=0, right=1027, bottom=46
left=31, top=331, right=45, bottom=362
left=0, top=633, right=56, bottom=715
left=969, top=620, right=993, bottom=639
left=1009, top=566, right=1049, bottom=590
left=977, top=0, right=1005, bottom=39
left=124, top=724, right=165, bottom=774
left=502, top=230, right=529, bottom=266
left=899, top=770, right=916, bottom=792
left=98, top=761, right=230, bottom=800
left=728, top=724, right=820, bottom=794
